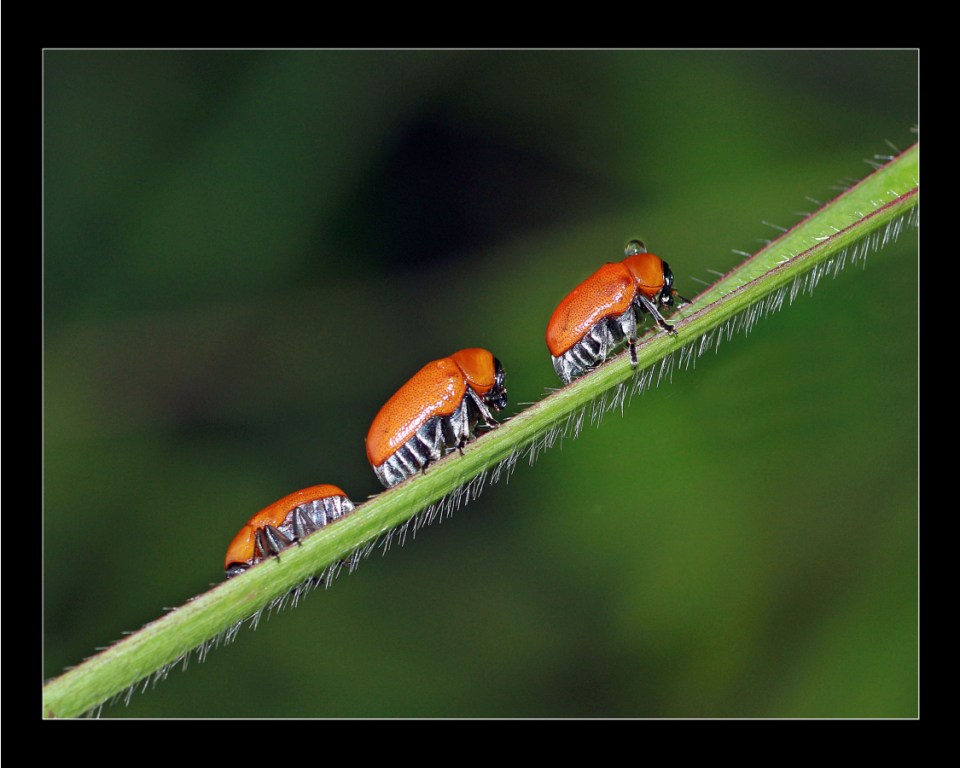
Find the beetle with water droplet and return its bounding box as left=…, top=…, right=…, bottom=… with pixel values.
left=546, top=240, right=688, bottom=384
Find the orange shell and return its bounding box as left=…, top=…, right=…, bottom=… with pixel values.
left=224, top=484, right=348, bottom=570
left=365, top=348, right=497, bottom=468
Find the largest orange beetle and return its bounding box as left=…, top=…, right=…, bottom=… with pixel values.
left=366, top=348, right=508, bottom=488
left=546, top=240, right=687, bottom=384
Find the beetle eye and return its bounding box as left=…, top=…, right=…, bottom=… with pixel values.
left=661, top=264, right=674, bottom=287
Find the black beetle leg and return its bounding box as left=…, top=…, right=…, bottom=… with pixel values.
left=466, top=387, right=498, bottom=429
left=637, top=294, right=677, bottom=336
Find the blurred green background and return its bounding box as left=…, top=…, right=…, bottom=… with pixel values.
left=43, top=50, right=918, bottom=718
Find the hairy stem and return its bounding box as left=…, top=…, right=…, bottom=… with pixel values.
left=42, top=142, right=919, bottom=719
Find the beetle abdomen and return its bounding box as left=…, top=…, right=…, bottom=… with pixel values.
left=551, top=307, right=636, bottom=384
left=372, top=391, right=489, bottom=488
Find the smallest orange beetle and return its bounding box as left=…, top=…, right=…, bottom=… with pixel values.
left=224, top=484, right=355, bottom=578
left=546, top=240, right=688, bottom=384
left=366, top=348, right=507, bottom=488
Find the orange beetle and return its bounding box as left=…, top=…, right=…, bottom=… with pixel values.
left=366, top=348, right=508, bottom=488
left=224, top=484, right=355, bottom=578
left=546, top=240, right=687, bottom=384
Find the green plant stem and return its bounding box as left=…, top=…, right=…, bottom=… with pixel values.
left=42, top=142, right=919, bottom=719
